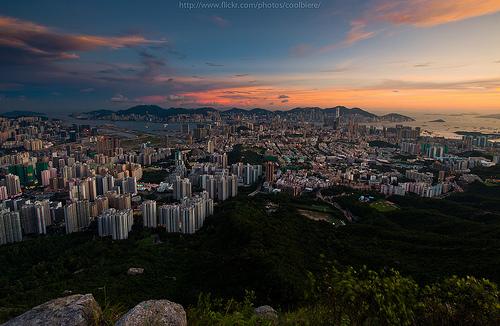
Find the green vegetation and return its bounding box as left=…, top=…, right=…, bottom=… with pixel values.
left=228, top=144, right=264, bottom=165
left=370, top=200, right=399, bottom=212
left=472, top=165, right=500, bottom=180
left=141, top=168, right=169, bottom=184
left=188, top=266, right=499, bottom=325
left=1, top=181, right=500, bottom=324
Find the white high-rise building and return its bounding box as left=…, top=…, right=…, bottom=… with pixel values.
left=41, top=169, right=51, bottom=187
left=63, top=201, right=91, bottom=234
left=0, top=208, right=22, bottom=245
left=142, top=200, right=157, bottom=228
left=174, top=176, right=192, bottom=200
left=159, top=204, right=181, bottom=232
left=97, top=208, right=134, bottom=240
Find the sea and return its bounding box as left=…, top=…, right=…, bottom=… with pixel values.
left=365, top=112, right=500, bottom=140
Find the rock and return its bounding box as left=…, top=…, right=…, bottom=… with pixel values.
left=115, top=300, right=187, bottom=326
left=255, top=305, right=278, bottom=321
left=127, top=267, right=144, bottom=275
left=3, top=294, right=101, bottom=326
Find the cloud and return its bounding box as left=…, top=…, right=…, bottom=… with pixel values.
left=234, top=74, right=250, bottom=77
left=0, top=15, right=165, bottom=65
left=167, top=94, right=185, bottom=101
left=372, top=0, right=500, bottom=27
left=293, top=0, right=500, bottom=56
left=206, top=62, right=224, bottom=67
left=278, top=94, right=289, bottom=99
left=110, top=93, right=129, bottom=102
left=281, top=99, right=289, bottom=103
left=138, top=51, right=167, bottom=80
left=413, top=62, right=432, bottom=68
left=210, top=15, right=230, bottom=28
left=344, top=21, right=376, bottom=45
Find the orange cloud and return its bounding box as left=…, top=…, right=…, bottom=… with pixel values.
left=373, top=0, right=500, bottom=27
left=344, top=21, right=376, bottom=45
left=302, top=0, right=500, bottom=54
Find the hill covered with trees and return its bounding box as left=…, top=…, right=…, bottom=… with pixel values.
left=1, top=182, right=499, bottom=324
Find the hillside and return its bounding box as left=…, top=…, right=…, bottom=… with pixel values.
left=1, top=179, right=499, bottom=323
left=0, top=111, right=46, bottom=118
left=75, top=105, right=414, bottom=122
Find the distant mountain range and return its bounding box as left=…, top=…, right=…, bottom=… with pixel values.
left=478, top=114, right=500, bottom=120
left=0, top=111, right=46, bottom=118
left=74, top=105, right=414, bottom=122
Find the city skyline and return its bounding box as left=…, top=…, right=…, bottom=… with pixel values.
left=1, top=0, right=500, bottom=113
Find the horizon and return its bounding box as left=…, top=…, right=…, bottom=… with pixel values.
left=1, top=1, right=500, bottom=114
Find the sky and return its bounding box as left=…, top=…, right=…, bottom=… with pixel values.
left=0, top=0, right=500, bottom=114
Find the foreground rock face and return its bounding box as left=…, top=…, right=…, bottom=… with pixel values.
left=255, top=305, right=278, bottom=321
left=115, top=300, right=187, bottom=326
left=3, top=294, right=100, bottom=326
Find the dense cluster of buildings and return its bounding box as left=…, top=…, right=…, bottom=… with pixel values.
left=0, top=110, right=498, bottom=246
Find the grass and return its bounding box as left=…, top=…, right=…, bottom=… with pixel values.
left=370, top=200, right=399, bottom=212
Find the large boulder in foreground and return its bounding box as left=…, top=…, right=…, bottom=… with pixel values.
left=255, top=305, right=278, bottom=321
left=2, top=294, right=100, bottom=326
left=115, top=300, right=187, bottom=326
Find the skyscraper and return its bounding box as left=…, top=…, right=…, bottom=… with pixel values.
left=207, top=140, right=214, bottom=154
left=0, top=208, right=22, bottom=245
left=265, top=161, right=275, bottom=184
left=5, top=174, right=22, bottom=197
left=142, top=200, right=157, bottom=228
left=97, top=208, right=133, bottom=240
left=174, top=176, right=192, bottom=200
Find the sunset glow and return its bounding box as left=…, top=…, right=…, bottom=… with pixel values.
left=0, top=0, right=499, bottom=113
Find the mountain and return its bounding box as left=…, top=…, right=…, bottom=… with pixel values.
left=380, top=113, right=415, bottom=122
left=0, top=110, right=46, bottom=118
left=76, top=105, right=413, bottom=122
left=478, top=114, right=500, bottom=120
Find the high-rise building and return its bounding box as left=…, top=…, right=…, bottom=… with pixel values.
left=64, top=202, right=78, bottom=234
left=159, top=204, right=180, bottom=232
left=207, top=140, right=214, bottom=154
left=96, top=136, right=121, bottom=157
left=20, top=200, right=51, bottom=235
left=174, top=176, right=192, bottom=200
left=5, top=174, right=22, bottom=197
left=95, top=196, right=109, bottom=216
left=0, top=186, right=8, bottom=200
left=142, top=200, right=157, bottom=228
left=0, top=208, right=22, bottom=245
left=180, top=205, right=196, bottom=234
left=40, top=169, right=51, bottom=187
left=265, top=161, right=275, bottom=183
left=123, top=177, right=137, bottom=195
left=106, top=192, right=132, bottom=210
left=97, top=208, right=133, bottom=240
